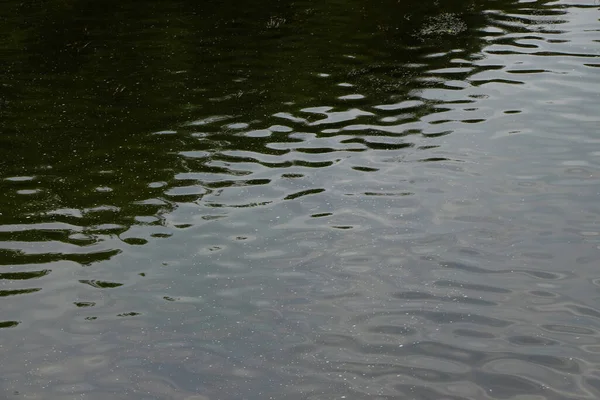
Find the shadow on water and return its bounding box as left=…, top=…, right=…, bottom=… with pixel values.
left=1, top=0, right=600, bottom=398
left=0, top=0, right=533, bottom=250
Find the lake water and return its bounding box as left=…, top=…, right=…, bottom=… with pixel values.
left=1, top=0, right=600, bottom=398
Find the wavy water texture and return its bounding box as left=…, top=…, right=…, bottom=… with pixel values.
left=1, top=0, right=600, bottom=398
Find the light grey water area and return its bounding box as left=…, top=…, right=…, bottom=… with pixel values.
left=1, top=0, right=600, bottom=398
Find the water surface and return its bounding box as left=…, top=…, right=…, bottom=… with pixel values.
left=1, top=0, right=600, bottom=399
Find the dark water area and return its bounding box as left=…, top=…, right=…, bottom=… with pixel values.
left=1, top=0, right=600, bottom=398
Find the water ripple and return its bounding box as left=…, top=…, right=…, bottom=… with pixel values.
left=2, top=0, right=600, bottom=398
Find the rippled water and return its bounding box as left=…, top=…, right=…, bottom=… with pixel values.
left=2, top=0, right=600, bottom=398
